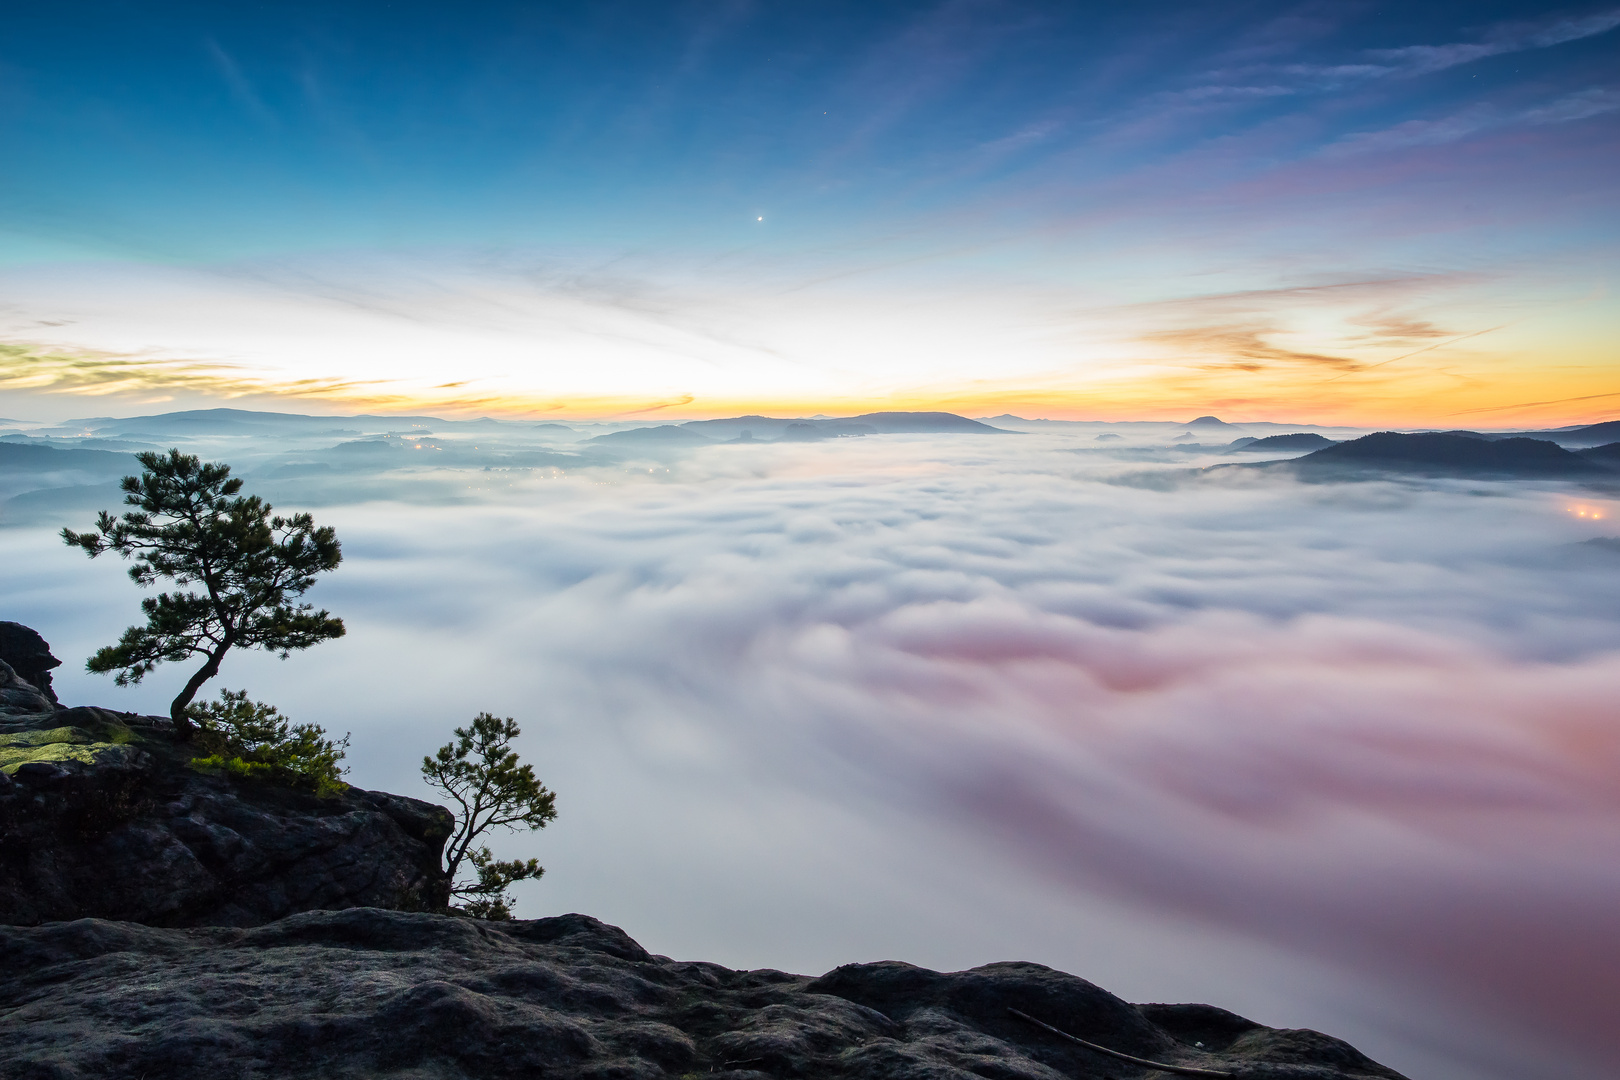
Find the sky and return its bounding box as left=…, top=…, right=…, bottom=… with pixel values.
left=7, top=424, right=1620, bottom=1080
left=1, top=0, right=1618, bottom=424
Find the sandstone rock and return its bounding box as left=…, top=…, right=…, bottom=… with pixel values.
left=0, top=707, right=452, bottom=928
left=0, top=908, right=1411, bottom=1079
left=0, top=623, right=453, bottom=928
left=0, top=658, right=55, bottom=719
left=0, top=621, right=62, bottom=705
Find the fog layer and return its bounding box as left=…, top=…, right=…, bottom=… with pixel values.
left=6, top=431, right=1618, bottom=1080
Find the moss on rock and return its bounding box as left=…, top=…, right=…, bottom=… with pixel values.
left=0, top=728, right=142, bottom=774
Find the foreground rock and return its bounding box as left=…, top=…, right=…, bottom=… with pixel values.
left=0, top=908, right=1408, bottom=1080
left=0, top=665, right=451, bottom=927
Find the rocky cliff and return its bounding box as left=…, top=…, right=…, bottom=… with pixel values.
left=0, top=631, right=452, bottom=928
left=0, top=908, right=1409, bottom=1080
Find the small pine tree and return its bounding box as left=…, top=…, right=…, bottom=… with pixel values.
left=422, top=713, right=557, bottom=919
left=63, top=449, right=344, bottom=735
left=188, top=689, right=350, bottom=797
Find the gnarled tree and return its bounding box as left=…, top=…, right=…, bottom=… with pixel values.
left=423, top=713, right=558, bottom=919
left=63, top=449, right=344, bottom=735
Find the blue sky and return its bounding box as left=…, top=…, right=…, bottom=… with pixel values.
left=1, top=1, right=1617, bottom=421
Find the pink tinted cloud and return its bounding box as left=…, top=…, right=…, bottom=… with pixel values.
left=781, top=600, right=1620, bottom=1065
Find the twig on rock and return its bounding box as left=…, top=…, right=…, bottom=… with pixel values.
left=1007, top=1007, right=1236, bottom=1079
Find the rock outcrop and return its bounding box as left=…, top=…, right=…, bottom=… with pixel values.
left=0, top=622, right=61, bottom=704
left=0, top=627, right=452, bottom=928
left=0, top=908, right=1410, bottom=1079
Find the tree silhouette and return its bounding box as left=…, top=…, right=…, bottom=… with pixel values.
left=423, top=713, right=558, bottom=919
left=63, top=449, right=344, bottom=735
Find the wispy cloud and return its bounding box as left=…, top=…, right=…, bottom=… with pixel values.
left=1369, top=7, right=1620, bottom=77
left=1521, top=85, right=1620, bottom=124
left=1142, top=324, right=1362, bottom=371
left=203, top=38, right=278, bottom=128
left=1322, top=86, right=1620, bottom=157
left=1194, top=5, right=1620, bottom=111
left=1320, top=104, right=1499, bottom=157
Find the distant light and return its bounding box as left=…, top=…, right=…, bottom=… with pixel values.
left=757, top=216, right=763, bottom=221
left=1569, top=504, right=1606, bottom=520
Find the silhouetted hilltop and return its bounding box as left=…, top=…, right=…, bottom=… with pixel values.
left=841, top=411, right=1003, bottom=433
left=680, top=411, right=1005, bottom=440
left=1294, top=432, right=1606, bottom=477
left=588, top=424, right=713, bottom=445
left=0, top=441, right=136, bottom=473
left=1560, top=419, right=1620, bottom=445
left=1577, top=441, right=1620, bottom=466
left=1231, top=433, right=1337, bottom=452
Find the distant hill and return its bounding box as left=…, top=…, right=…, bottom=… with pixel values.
left=1231, top=433, right=1337, bottom=452
left=1182, top=415, right=1238, bottom=429
left=682, top=411, right=1002, bottom=438
left=47, top=408, right=518, bottom=438
left=1293, top=432, right=1607, bottom=477
left=1555, top=420, right=1620, bottom=447
left=842, top=411, right=1003, bottom=433
left=588, top=425, right=713, bottom=445
left=1577, top=442, right=1620, bottom=466
left=1440, top=419, right=1620, bottom=446
left=0, top=442, right=137, bottom=474
left=679, top=415, right=799, bottom=439
left=65, top=408, right=380, bottom=436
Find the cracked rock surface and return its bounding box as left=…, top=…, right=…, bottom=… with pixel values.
left=0, top=909, right=1409, bottom=1080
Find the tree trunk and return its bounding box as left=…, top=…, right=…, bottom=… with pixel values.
left=169, top=647, right=229, bottom=737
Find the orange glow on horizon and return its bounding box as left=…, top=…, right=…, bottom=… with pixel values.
left=10, top=378, right=1620, bottom=430
left=4, top=326, right=1616, bottom=429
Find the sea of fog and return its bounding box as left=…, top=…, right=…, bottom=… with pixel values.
left=5, top=427, right=1619, bottom=1080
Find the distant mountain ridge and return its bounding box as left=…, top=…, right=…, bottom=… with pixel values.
left=1291, top=432, right=1609, bottom=477
left=11, top=407, right=1615, bottom=444
left=676, top=411, right=1005, bottom=440
left=1230, top=433, right=1337, bottom=452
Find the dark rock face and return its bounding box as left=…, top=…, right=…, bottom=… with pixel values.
left=1, top=695, right=452, bottom=929
left=0, top=623, right=61, bottom=704
left=0, top=908, right=1410, bottom=1080
left=0, top=659, right=56, bottom=717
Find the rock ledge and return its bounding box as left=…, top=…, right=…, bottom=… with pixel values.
left=1, top=908, right=1409, bottom=1080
